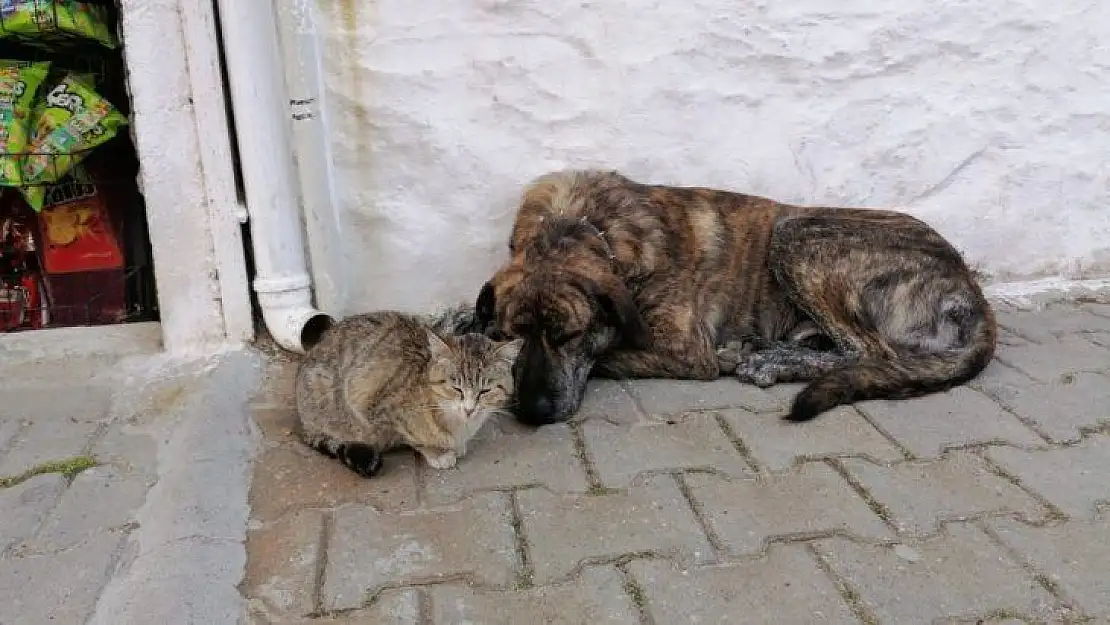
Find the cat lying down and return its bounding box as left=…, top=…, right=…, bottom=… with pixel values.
left=294, top=304, right=521, bottom=478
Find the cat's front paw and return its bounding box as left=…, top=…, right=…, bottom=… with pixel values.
left=423, top=449, right=458, bottom=470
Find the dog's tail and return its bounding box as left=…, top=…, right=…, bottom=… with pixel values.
left=786, top=311, right=996, bottom=422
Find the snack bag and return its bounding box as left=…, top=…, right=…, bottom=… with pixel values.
left=19, top=72, right=126, bottom=211
left=0, top=59, right=49, bottom=186
left=0, top=1, right=118, bottom=49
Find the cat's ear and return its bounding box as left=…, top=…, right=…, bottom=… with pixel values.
left=425, top=329, right=453, bottom=360
left=493, top=338, right=524, bottom=364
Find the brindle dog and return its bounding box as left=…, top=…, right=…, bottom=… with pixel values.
left=475, top=170, right=996, bottom=426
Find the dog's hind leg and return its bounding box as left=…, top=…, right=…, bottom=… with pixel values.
left=764, top=210, right=995, bottom=420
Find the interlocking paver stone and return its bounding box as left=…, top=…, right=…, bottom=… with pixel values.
left=840, top=451, right=1047, bottom=537
left=989, top=518, right=1110, bottom=618
left=322, top=491, right=517, bottom=612
left=249, top=443, right=418, bottom=520
left=0, top=415, right=102, bottom=476
left=243, top=509, right=323, bottom=618
left=996, top=337, right=1110, bottom=383
left=517, top=475, right=712, bottom=584
left=815, top=523, right=1063, bottom=623
left=30, top=465, right=154, bottom=553
left=0, top=417, right=23, bottom=453
left=581, top=414, right=752, bottom=489
left=0, top=530, right=123, bottom=625
left=3, top=385, right=112, bottom=422
left=626, top=379, right=781, bottom=417
left=629, top=545, right=857, bottom=624
left=0, top=473, right=65, bottom=553
left=429, top=565, right=639, bottom=624
left=986, top=435, right=1110, bottom=519
left=995, top=305, right=1110, bottom=343
left=856, top=386, right=1042, bottom=458
left=423, top=423, right=588, bottom=505
left=575, top=380, right=645, bottom=424
left=280, top=590, right=420, bottom=625
left=719, top=406, right=904, bottom=472
left=984, top=371, right=1110, bottom=443
left=968, top=360, right=1038, bottom=399
left=685, top=464, right=892, bottom=556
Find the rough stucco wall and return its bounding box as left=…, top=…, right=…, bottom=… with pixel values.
left=318, top=0, right=1110, bottom=315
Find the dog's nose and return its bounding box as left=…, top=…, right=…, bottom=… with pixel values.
left=517, top=396, right=559, bottom=426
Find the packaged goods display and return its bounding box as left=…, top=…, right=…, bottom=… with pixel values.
left=0, top=0, right=157, bottom=333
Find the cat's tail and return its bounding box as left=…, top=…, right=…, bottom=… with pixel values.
left=302, top=432, right=384, bottom=478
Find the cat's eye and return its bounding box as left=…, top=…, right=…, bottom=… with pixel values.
left=476, top=389, right=490, bottom=399
left=451, top=386, right=464, bottom=396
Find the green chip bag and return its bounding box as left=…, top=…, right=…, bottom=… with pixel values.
left=19, top=72, right=126, bottom=211
left=0, top=59, right=50, bottom=186
left=0, top=1, right=118, bottom=49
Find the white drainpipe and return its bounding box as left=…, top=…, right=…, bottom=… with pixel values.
left=274, top=0, right=348, bottom=318
left=214, top=0, right=332, bottom=353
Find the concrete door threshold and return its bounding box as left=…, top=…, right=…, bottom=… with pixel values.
left=0, top=321, right=164, bottom=362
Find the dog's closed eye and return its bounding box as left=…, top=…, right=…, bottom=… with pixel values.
left=549, top=329, right=583, bottom=346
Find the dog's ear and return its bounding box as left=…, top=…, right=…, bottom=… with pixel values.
left=594, top=278, right=651, bottom=349
left=475, top=281, right=496, bottom=326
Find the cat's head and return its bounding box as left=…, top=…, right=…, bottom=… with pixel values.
left=425, top=329, right=523, bottom=428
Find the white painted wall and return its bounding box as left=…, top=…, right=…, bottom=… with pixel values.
left=316, top=0, right=1110, bottom=315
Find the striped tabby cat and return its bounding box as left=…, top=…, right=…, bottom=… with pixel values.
left=295, top=306, right=522, bottom=478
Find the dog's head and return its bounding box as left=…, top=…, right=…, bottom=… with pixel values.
left=475, top=257, right=651, bottom=426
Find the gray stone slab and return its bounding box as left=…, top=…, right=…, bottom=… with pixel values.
left=840, top=451, right=1047, bottom=537
left=996, top=337, right=1110, bottom=383
left=984, top=371, right=1110, bottom=443
left=581, top=413, right=752, bottom=489
left=995, top=305, right=1110, bottom=343
left=856, top=386, right=1043, bottom=459
left=0, top=473, right=65, bottom=553
left=0, top=530, right=123, bottom=625
left=30, top=465, right=154, bottom=553
left=574, top=380, right=645, bottom=424
left=629, top=546, right=857, bottom=624
left=986, top=435, right=1110, bottom=520
left=423, top=423, right=589, bottom=505
left=989, top=518, right=1110, bottom=618
left=0, top=415, right=102, bottom=476
left=719, top=406, right=905, bottom=473
left=322, top=492, right=518, bottom=612
left=625, top=379, right=781, bottom=417
left=815, top=523, right=1065, bottom=623
left=243, top=509, right=323, bottom=619
left=685, top=464, right=892, bottom=556
left=517, top=475, right=712, bottom=584
left=429, top=565, right=640, bottom=624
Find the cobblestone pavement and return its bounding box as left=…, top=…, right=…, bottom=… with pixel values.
left=244, top=302, right=1110, bottom=625
left=0, top=350, right=260, bottom=625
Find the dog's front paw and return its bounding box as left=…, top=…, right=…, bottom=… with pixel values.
left=734, top=352, right=780, bottom=388
left=423, top=449, right=458, bottom=470
left=716, top=339, right=758, bottom=374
